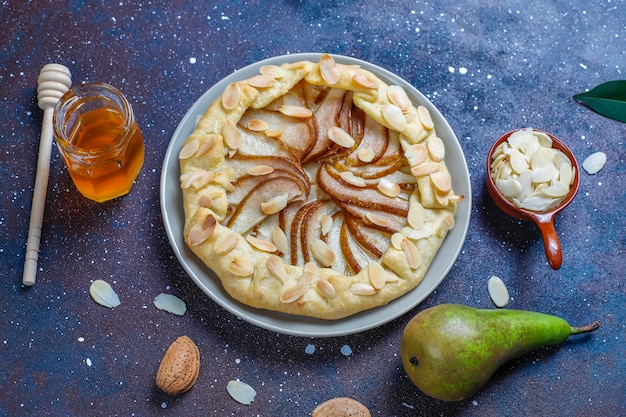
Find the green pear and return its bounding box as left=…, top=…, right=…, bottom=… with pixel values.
left=400, top=303, right=600, bottom=401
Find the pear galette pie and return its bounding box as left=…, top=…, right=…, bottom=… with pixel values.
left=179, top=54, right=462, bottom=320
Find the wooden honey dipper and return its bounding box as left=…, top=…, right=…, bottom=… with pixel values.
left=22, top=64, right=72, bottom=286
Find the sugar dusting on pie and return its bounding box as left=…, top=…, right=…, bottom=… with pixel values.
left=179, top=54, right=463, bottom=320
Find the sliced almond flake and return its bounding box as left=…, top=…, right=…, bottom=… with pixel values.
left=267, top=255, right=288, bottom=283
left=228, top=257, right=254, bottom=277
left=509, top=148, right=528, bottom=174
left=350, top=282, right=376, bottom=296
left=368, top=261, right=386, bottom=290
left=531, top=164, right=557, bottom=183
left=582, top=151, right=606, bottom=175
left=316, top=279, right=337, bottom=299
left=198, top=192, right=213, bottom=209
left=430, top=171, right=452, bottom=193
left=382, top=103, right=408, bottom=132
left=387, top=85, right=411, bottom=112
left=246, top=235, right=277, bottom=253
left=339, top=171, right=366, bottom=187
left=407, top=199, right=425, bottom=229
left=488, top=275, right=510, bottom=308
left=217, top=165, right=237, bottom=182
left=435, top=191, right=450, bottom=206
left=261, top=194, right=289, bottom=215
left=357, top=147, right=376, bottom=163
left=247, top=164, right=274, bottom=176
left=247, top=119, right=269, bottom=132
left=278, top=104, right=313, bottom=118
left=311, top=239, right=336, bottom=267
left=391, top=232, right=405, bottom=250
left=377, top=178, right=401, bottom=197
left=265, top=129, right=283, bottom=138
left=328, top=126, right=356, bottom=148
left=539, top=182, right=569, bottom=198
left=222, top=180, right=236, bottom=192
left=320, top=54, right=340, bottom=85
left=405, top=143, right=428, bottom=165
left=410, top=162, right=440, bottom=177
left=408, top=225, right=433, bottom=240
left=227, top=379, right=256, bottom=405
left=247, top=74, right=276, bottom=88
left=180, top=170, right=214, bottom=189
left=417, top=105, right=434, bottom=129
left=222, top=82, right=241, bottom=110
left=558, top=162, right=573, bottom=187
left=280, top=284, right=307, bottom=304
left=385, top=272, right=400, bottom=283
left=281, top=264, right=315, bottom=303
left=534, top=131, right=553, bottom=148
left=197, top=134, right=220, bottom=156
left=320, top=214, right=333, bottom=236
left=271, top=226, right=289, bottom=254
left=259, top=64, right=285, bottom=78
left=496, top=178, right=523, bottom=198
left=188, top=214, right=217, bottom=246
left=352, top=72, right=379, bottom=89
left=490, top=152, right=507, bottom=170
left=223, top=119, right=242, bottom=150
left=179, top=139, right=200, bottom=159
left=214, top=231, right=239, bottom=254
left=365, top=212, right=390, bottom=228
left=89, top=279, right=121, bottom=308
left=427, top=136, right=445, bottom=161
left=153, top=293, right=187, bottom=316
left=437, top=214, right=455, bottom=237
left=303, top=261, right=317, bottom=276
left=401, top=238, right=421, bottom=269
left=554, top=151, right=572, bottom=169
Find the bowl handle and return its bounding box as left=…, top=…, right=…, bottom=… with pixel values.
left=533, top=213, right=562, bottom=270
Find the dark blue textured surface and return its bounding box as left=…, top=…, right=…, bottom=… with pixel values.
left=1, top=1, right=624, bottom=416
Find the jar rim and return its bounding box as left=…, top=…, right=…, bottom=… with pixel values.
left=53, top=82, right=136, bottom=154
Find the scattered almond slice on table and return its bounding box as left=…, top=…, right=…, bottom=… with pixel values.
left=488, top=275, right=510, bottom=308
left=582, top=151, right=606, bottom=175
left=153, top=293, right=187, bottom=316
left=89, top=279, right=121, bottom=308
left=227, top=379, right=257, bottom=405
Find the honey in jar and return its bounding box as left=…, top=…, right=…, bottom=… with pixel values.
left=53, top=83, right=144, bottom=202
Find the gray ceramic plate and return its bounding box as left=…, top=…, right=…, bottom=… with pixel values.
left=160, top=53, right=471, bottom=337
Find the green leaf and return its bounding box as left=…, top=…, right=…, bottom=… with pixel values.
left=573, top=80, right=626, bottom=123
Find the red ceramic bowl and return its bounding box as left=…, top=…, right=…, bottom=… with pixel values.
left=486, top=129, right=580, bottom=270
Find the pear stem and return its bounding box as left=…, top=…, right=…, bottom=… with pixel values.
left=570, top=321, right=600, bottom=335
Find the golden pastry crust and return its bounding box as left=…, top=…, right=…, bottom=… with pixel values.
left=179, top=54, right=461, bottom=320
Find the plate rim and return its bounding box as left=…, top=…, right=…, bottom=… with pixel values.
left=159, top=52, right=471, bottom=337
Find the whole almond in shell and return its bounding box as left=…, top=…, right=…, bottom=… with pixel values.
left=156, top=336, right=200, bottom=395
left=312, top=397, right=371, bottom=417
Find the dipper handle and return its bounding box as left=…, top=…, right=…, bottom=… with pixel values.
left=23, top=64, right=71, bottom=286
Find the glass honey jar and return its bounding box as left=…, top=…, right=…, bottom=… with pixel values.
left=53, top=82, right=144, bottom=203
